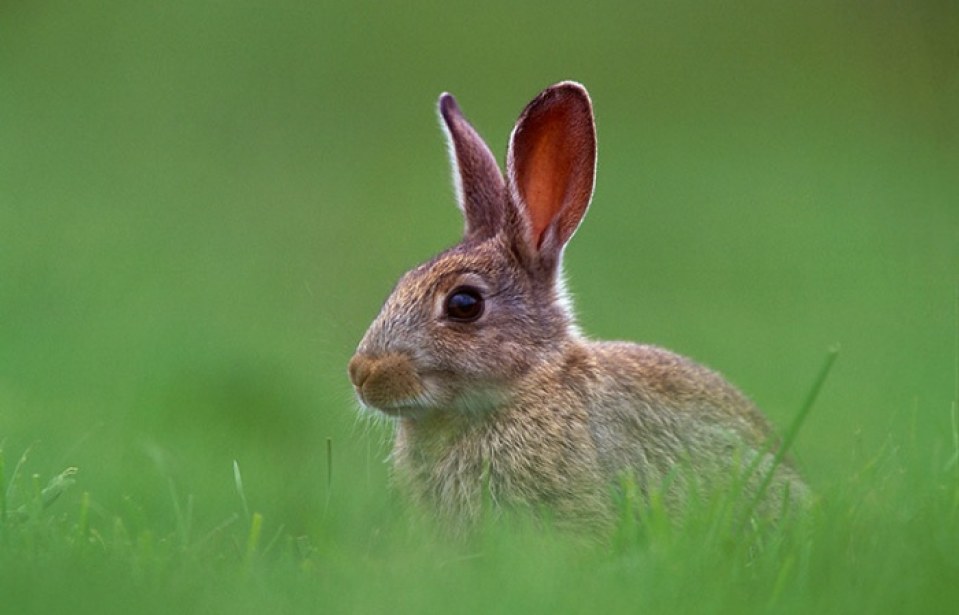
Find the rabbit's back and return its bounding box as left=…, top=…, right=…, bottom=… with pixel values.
left=584, top=341, right=806, bottom=511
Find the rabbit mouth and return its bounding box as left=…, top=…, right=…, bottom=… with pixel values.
left=354, top=386, right=432, bottom=416
left=367, top=400, right=432, bottom=418
left=353, top=383, right=431, bottom=414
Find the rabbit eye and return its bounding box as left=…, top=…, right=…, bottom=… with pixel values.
left=444, top=287, right=484, bottom=322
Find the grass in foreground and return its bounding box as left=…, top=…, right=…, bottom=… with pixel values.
left=1, top=352, right=957, bottom=615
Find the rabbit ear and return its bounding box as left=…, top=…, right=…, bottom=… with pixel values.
left=506, top=82, right=596, bottom=262
left=439, top=93, right=506, bottom=242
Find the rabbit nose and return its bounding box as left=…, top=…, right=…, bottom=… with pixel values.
left=348, top=354, right=373, bottom=389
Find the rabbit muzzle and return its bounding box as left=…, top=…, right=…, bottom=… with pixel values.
left=348, top=352, right=426, bottom=415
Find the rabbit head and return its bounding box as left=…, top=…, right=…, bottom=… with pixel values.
left=348, top=82, right=597, bottom=418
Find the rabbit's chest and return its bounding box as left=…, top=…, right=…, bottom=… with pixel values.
left=391, top=410, right=608, bottom=526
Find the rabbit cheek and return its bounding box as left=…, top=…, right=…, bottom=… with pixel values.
left=348, top=353, right=425, bottom=413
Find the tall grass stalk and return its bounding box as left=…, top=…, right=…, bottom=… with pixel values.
left=243, top=512, right=264, bottom=571
left=168, top=478, right=194, bottom=550
left=737, top=346, right=839, bottom=531
left=233, top=460, right=251, bottom=522
left=76, top=491, right=90, bottom=544
left=5, top=447, right=30, bottom=506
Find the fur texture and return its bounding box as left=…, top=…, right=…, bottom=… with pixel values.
left=348, top=82, right=807, bottom=534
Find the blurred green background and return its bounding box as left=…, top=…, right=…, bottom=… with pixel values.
left=1, top=0, right=956, bottom=543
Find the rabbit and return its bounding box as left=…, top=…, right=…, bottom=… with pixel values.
left=348, top=81, right=808, bottom=534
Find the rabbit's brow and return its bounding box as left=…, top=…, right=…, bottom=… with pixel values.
left=428, top=267, right=491, bottom=286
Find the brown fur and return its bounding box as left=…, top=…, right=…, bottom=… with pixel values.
left=348, top=82, right=808, bottom=535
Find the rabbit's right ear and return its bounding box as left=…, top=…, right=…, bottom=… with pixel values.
left=439, top=93, right=506, bottom=242
left=506, top=82, right=596, bottom=267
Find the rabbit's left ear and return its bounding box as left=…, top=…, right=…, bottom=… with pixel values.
left=506, top=82, right=596, bottom=262
left=439, top=93, right=506, bottom=242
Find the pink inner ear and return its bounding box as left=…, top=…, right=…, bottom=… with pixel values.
left=521, top=127, right=571, bottom=246
left=512, top=92, right=594, bottom=249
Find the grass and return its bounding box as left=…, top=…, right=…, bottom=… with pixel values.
left=2, top=347, right=957, bottom=614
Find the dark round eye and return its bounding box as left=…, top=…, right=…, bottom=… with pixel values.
left=444, top=286, right=485, bottom=322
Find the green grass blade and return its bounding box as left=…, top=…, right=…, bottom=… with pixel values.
left=6, top=447, right=31, bottom=505
left=233, top=460, right=251, bottom=522
left=40, top=467, right=78, bottom=510
left=739, top=346, right=840, bottom=529
left=76, top=491, right=90, bottom=545
left=243, top=512, right=264, bottom=571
